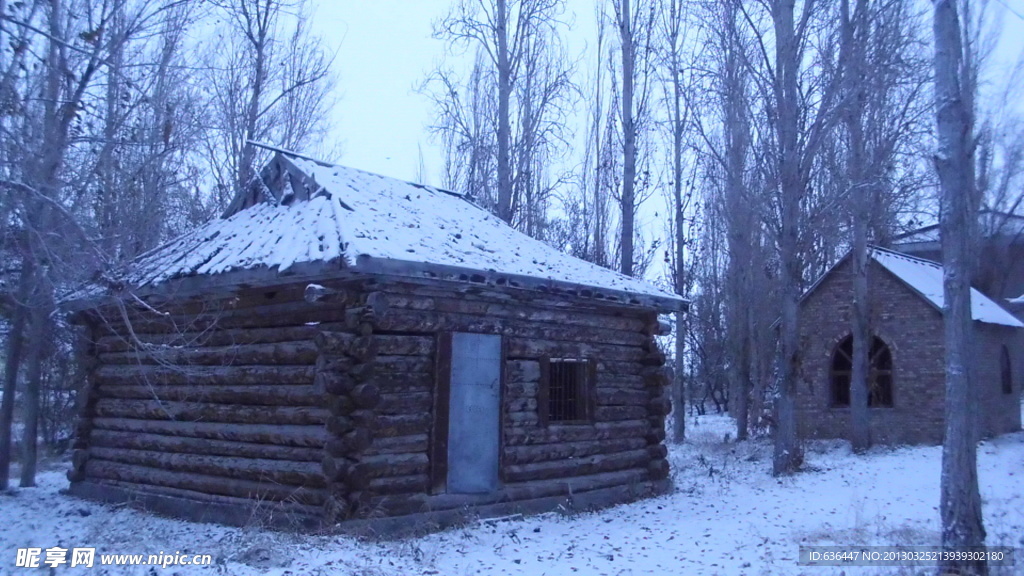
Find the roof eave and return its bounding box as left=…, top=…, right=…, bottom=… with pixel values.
left=352, top=255, right=688, bottom=313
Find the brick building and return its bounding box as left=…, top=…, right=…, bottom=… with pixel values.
left=796, top=247, right=1023, bottom=444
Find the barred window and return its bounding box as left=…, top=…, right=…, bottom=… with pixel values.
left=539, top=358, right=594, bottom=425
left=830, top=335, right=893, bottom=407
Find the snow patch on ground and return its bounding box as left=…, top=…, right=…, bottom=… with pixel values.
left=2, top=416, right=1021, bottom=575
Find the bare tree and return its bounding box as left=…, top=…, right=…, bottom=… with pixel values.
left=201, top=0, right=336, bottom=210
left=933, top=0, right=987, bottom=573
left=662, top=0, right=691, bottom=443
left=427, top=0, right=574, bottom=234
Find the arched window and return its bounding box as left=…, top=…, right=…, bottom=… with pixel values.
left=830, top=335, right=894, bottom=407
left=1001, top=345, right=1013, bottom=395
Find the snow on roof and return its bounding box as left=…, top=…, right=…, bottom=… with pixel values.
left=869, top=247, right=1023, bottom=327
left=110, top=153, right=684, bottom=310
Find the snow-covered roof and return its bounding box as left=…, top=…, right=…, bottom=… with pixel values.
left=89, top=153, right=684, bottom=311
left=869, top=248, right=1022, bottom=327
left=799, top=246, right=1022, bottom=327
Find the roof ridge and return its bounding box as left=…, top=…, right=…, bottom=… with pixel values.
left=868, top=244, right=941, bottom=268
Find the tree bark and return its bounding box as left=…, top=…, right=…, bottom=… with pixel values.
left=0, top=260, right=31, bottom=490
left=772, top=0, right=803, bottom=476
left=619, top=0, right=636, bottom=276
left=496, top=0, right=513, bottom=223
left=933, top=1, right=988, bottom=574
left=842, top=0, right=872, bottom=454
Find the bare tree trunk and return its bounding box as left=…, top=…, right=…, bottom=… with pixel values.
left=772, top=0, right=803, bottom=476
left=19, top=303, right=48, bottom=487
left=496, top=0, right=513, bottom=223
left=842, top=0, right=871, bottom=453
left=933, top=1, right=987, bottom=574
left=619, top=0, right=635, bottom=277
left=0, top=260, right=31, bottom=490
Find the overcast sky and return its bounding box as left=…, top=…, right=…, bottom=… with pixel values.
left=308, top=1, right=1024, bottom=187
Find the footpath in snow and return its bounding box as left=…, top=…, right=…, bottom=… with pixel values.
left=1, top=414, right=1021, bottom=576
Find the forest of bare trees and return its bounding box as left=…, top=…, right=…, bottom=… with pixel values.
left=0, top=0, right=1021, bottom=571
left=0, top=0, right=338, bottom=490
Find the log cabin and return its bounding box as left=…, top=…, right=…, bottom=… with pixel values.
left=64, top=149, right=687, bottom=531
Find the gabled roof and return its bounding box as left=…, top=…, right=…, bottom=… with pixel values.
left=802, top=246, right=1022, bottom=327
left=82, top=152, right=685, bottom=312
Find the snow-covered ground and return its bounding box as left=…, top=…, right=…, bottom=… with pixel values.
left=2, top=414, right=1022, bottom=576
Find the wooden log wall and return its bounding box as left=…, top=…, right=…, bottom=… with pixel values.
left=315, top=292, right=388, bottom=522
left=73, top=278, right=670, bottom=524
left=349, top=281, right=670, bottom=518
left=72, top=286, right=342, bottom=513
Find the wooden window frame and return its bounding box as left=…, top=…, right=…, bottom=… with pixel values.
left=538, top=357, right=596, bottom=427
left=829, top=335, right=894, bottom=408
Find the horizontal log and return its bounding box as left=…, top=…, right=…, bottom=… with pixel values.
left=95, top=384, right=321, bottom=407
left=325, top=429, right=373, bottom=457
left=91, top=418, right=327, bottom=447
left=351, top=383, right=381, bottom=410
left=381, top=293, right=649, bottom=335
left=645, top=427, right=666, bottom=444
left=506, top=411, right=539, bottom=427
left=88, top=447, right=325, bottom=488
left=595, top=375, right=649, bottom=391
left=315, top=332, right=378, bottom=362
left=93, top=399, right=329, bottom=426
left=98, top=340, right=318, bottom=366
left=95, top=324, right=328, bottom=354
left=364, top=434, right=428, bottom=456
left=362, top=494, right=430, bottom=517
left=594, top=405, right=648, bottom=421
left=106, top=296, right=345, bottom=333
left=78, top=477, right=327, bottom=521
left=504, top=420, right=651, bottom=446
left=595, top=388, right=649, bottom=406
left=304, top=284, right=354, bottom=304
left=644, top=371, right=670, bottom=388
left=504, top=382, right=539, bottom=398
left=376, top=355, right=433, bottom=374
left=72, top=449, right=89, bottom=470
left=507, top=360, right=540, bottom=383
left=505, top=397, right=538, bottom=413
left=647, top=396, right=672, bottom=416
left=641, top=350, right=667, bottom=367
left=90, top=429, right=324, bottom=462
left=373, top=372, right=433, bottom=394
left=316, top=356, right=374, bottom=379
left=507, top=338, right=645, bottom=362
left=504, top=468, right=649, bottom=500
left=648, top=458, right=670, bottom=480
left=373, top=335, right=435, bottom=357
left=84, top=459, right=325, bottom=505
left=502, top=437, right=647, bottom=465
left=350, top=453, right=429, bottom=484
left=364, top=473, right=428, bottom=496
left=377, top=392, right=432, bottom=416
left=327, top=395, right=355, bottom=416
left=376, top=413, right=431, bottom=437
left=94, top=364, right=316, bottom=386
left=596, top=360, right=656, bottom=377
left=503, top=449, right=651, bottom=483
left=647, top=444, right=668, bottom=460
left=322, top=456, right=358, bottom=485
